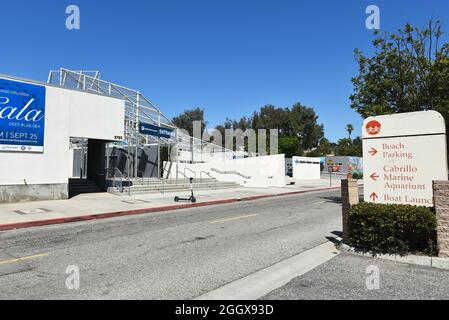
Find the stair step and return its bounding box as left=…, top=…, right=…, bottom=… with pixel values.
left=70, top=185, right=100, bottom=188
left=69, top=179, right=102, bottom=197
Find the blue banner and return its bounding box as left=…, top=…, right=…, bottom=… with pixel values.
left=139, top=122, right=174, bottom=139
left=0, top=79, right=46, bottom=153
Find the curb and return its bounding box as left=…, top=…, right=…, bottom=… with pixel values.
left=0, top=186, right=341, bottom=232
left=339, top=243, right=449, bottom=271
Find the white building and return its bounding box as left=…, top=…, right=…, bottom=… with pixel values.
left=0, top=72, right=125, bottom=202
left=0, top=69, right=323, bottom=203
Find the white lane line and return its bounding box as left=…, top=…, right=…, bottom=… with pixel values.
left=0, top=253, right=49, bottom=266
left=209, top=214, right=258, bottom=224
left=195, top=241, right=340, bottom=300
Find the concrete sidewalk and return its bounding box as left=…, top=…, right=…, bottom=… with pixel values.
left=0, top=179, right=348, bottom=231
left=261, top=252, right=449, bottom=300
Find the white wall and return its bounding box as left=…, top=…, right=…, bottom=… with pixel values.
left=292, top=157, right=321, bottom=180
left=1, top=85, right=71, bottom=185
left=69, top=90, right=124, bottom=141
left=164, top=154, right=286, bottom=188
left=173, top=147, right=237, bottom=163
left=0, top=77, right=125, bottom=186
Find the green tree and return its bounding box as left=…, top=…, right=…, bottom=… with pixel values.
left=251, top=103, right=324, bottom=151
left=279, top=136, right=302, bottom=158
left=308, top=137, right=334, bottom=157
left=346, top=124, right=354, bottom=140
left=318, top=138, right=333, bottom=155
left=172, top=108, right=208, bottom=137
left=334, top=137, right=362, bottom=157
left=351, top=19, right=449, bottom=125
left=251, top=105, right=291, bottom=136
left=215, top=103, right=324, bottom=154
left=289, top=103, right=324, bottom=150
left=213, top=117, right=252, bottom=149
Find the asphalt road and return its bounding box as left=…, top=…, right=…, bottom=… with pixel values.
left=0, top=189, right=342, bottom=300
left=262, top=253, right=449, bottom=300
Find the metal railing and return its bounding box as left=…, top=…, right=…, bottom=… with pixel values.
left=177, top=170, right=189, bottom=181
left=106, top=167, right=228, bottom=195
left=136, top=170, right=152, bottom=187
left=200, top=171, right=217, bottom=190
left=106, top=167, right=125, bottom=193
left=184, top=167, right=197, bottom=180
left=210, top=168, right=251, bottom=180
left=135, top=170, right=170, bottom=194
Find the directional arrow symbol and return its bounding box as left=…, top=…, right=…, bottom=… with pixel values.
left=370, top=192, right=379, bottom=201
left=370, top=172, right=379, bottom=181
left=368, top=148, right=378, bottom=156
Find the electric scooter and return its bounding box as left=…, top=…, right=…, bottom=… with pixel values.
left=174, top=177, right=197, bottom=203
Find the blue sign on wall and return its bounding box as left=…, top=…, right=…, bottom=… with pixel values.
left=0, top=79, right=46, bottom=153
left=139, top=122, right=174, bottom=139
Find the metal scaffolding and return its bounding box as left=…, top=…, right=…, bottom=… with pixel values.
left=48, top=68, right=179, bottom=178
left=47, top=68, right=233, bottom=179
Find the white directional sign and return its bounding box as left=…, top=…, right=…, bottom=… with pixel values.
left=363, top=111, right=448, bottom=207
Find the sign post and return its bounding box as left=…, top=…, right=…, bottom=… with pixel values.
left=363, top=111, right=448, bottom=207
left=328, top=166, right=333, bottom=187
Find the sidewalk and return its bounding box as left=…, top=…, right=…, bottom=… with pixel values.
left=261, top=252, right=449, bottom=300
left=0, top=179, right=347, bottom=231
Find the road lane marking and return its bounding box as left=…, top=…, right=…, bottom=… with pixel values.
left=311, top=201, right=327, bottom=205
left=209, top=214, right=258, bottom=224
left=0, top=253, right=49, bottom=266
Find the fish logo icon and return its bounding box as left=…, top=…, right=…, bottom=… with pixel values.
left=366, top=120, right=381, bottom=135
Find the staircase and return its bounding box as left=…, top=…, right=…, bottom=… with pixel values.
left=108, top=178, right=241, bottom=196
left=69, top=179, right=102, bottom=198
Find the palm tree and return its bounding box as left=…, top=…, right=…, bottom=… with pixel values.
left=346, top=124, right=354, bottom=140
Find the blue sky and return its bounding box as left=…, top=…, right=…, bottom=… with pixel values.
left=1, top=0, right=448, bottom=142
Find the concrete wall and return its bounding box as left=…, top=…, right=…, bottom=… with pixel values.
left=323, top=156, right=363, bottom=175
left=174, top=147, right=238, bottom=163
left=164, top=154, right=286, bottom=188
left=292, top=157, right=321, bottom=180
left=0, top=184, right=68, bottom=204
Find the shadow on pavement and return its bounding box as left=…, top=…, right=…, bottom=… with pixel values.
left=319, top=196, right=342, bottom=204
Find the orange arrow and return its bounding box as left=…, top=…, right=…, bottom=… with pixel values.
left=370, top=172, right=379, bottom=181
left=370, top=192, right=379, bottom=201
left=368, top=148, right=378, bottom=156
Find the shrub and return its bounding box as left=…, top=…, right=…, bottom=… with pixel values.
left=348, top=202, right=438, bottom=256
left=352, top=172, right=363, bottom=180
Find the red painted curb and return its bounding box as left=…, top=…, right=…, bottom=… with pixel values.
left=0, top=186, right=341, bottom=232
